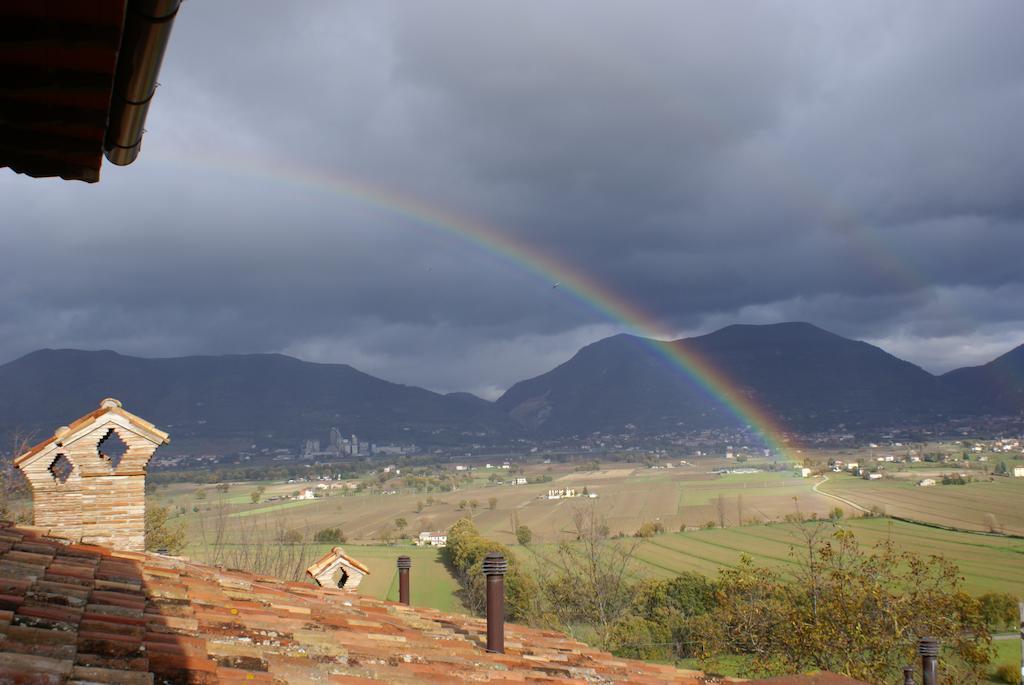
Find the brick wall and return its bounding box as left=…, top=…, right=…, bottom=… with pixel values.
left=18, top=413, right=162, bottom=553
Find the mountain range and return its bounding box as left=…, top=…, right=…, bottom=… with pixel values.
left=1, top=323, right=1021, bottom=452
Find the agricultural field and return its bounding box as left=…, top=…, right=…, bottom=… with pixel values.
left=521, top=517, right=1024, bottom=597
left=332, top=544, right=463, bottom=614
left=149, top=459, right=848, bottom=548
left=817, top=471, right=1024, bottom=535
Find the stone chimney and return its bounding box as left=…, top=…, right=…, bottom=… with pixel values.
left=15, top=398, right=170, bottom=552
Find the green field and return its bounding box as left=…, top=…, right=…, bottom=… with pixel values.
left=332, top=544, right=464, bottom=614
left=520, top=517, right=1024, bottom=597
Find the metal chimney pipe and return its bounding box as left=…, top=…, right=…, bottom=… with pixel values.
left=918, top=637, right=939, bottom=685
left=482, top=552, right=508, bottom=654
left=902, top=665, right=914, bottom=685
left=397, top=555, right=411, bottom=605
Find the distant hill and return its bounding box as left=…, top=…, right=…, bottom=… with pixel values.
left=2, top=324, right=1022, bottom=452
left=0, top=349, right=515, bottom=453
left=497, top=322, right=954, bottom=435
left=942, top=343, right=1024, bottom=415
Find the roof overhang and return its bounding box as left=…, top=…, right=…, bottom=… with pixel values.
left=0, top=0, right=180, bottom=182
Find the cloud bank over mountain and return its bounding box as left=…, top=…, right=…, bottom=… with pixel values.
left=2, top=2, right=1023, bottom=397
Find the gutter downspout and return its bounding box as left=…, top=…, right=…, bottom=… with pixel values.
left=105, top=0, right=181, bottom=166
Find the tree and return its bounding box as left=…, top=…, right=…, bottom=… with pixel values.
left=278, top=528, right=303, bottom=545
left=458, top=500, right=467, bottom=511
left=488, top=496, right=497, bottom=510
left=145, top=504, right=186, bottom=554
left=978, top=592, right=1019, bottom=631
left=314, top=527, right=346, bottom=544
left=716, top=494, right=727, bottom=528
left=634, top=521, right=664, bottom=538
left=531, top=503, right=640, bottom=648
left=610, top=572, right=716, bottom=660
left=250, top=485, right=265, bottom=503
left=394, top=517, right=408, bottom=535
left=444, top=518, right=537, bottom=622
left=378, top=523, right=396, bottom=546
left=829, top=506, right=844, bottom=521
left=415, top=500, right=424, bottom=513
left=688, top=525, right=991, bottom=683
left=516, top=525, right=532, bottom=545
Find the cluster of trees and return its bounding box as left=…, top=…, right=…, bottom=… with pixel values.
left=444, top=518, right=537, bottom=622
left=314, top=527, right=346, bottom=544
left=447, top=503, right=1006, bottom=684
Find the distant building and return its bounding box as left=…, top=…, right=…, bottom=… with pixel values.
left=1013, top=467, right=1024, bottom=478
left=918, top=478, right=937, bottom=487
left=547, top=488, right=576, bottom=500
left=296, top=488, right=316, bottom=500
left=513, top=477, right=527, bottom=485
left=864, top=472, right=883, bottom=480
left=418, top=531, right=447, bottom=547
left=798, top=467, right=812, bottom=478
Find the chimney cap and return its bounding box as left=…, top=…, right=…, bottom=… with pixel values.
left=482, top=552, right=507, bottom=576
left=99, top=398, right=123, bottom=409
left=397, top=555, right=411, bottom=569
left=917, top=637, right=939, bottom=656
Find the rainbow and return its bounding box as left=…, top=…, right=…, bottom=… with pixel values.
left=150, top=152, right=794, bottom=458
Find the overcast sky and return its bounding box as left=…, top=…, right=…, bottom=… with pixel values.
left=3, top=1, right=1023, bottom=398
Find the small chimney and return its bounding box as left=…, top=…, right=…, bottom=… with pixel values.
left=902, top=665, right=914, bottom=685
left=918, top=637, right=939, bottom=685
left=397, top=555, right=411, bottom=605
left=482, top=552, right=507, bottom=654
left=306, top=547, right=370, bottom=590
left=14, top=398, right=169, bottom=552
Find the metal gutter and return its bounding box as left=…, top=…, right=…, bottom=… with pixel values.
left=104, top=0, right=180, bottom=166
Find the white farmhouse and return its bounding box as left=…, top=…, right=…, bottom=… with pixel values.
left=417, top=531, right=448, bottom=547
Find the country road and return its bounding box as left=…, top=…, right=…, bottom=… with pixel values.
left=812, top=474, right=870, bottom=514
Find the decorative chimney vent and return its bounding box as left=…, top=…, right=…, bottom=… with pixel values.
left=306, top=547, right=370, bottom=590
left=15, top=398, right=170, bottom=552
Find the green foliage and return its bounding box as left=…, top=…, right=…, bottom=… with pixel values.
left=610, top=572, right=717, bottom=660
left=515, top=525, right=532, bottom=546
left=145, top=504, right=186, bottom=554
left=488, top=496, right=497, bottom=510
left=688, top=526, right=992, bottom=683
left=278, top=528, right=303, bottom=544
left=444, top=518, right=536, bottom=622
left=314, top=527, right=346, bottom=544
left=531, top=506, right=639, bottom=649
left=634, top=521, right=665, bottom=538
left=996, top=663, right=1022, bottom=685
left=978, top=592, right=1019, bottom=631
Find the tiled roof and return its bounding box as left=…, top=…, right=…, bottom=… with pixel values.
left=0, top=523, right=717, bottom=684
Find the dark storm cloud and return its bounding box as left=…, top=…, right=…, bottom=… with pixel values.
left=2, top=1, right=1024, bottom=396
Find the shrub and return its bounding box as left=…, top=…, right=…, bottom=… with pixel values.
left=996, top=664, right=1022, bottom=685
left=314, top=527, right=346, bottom=544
